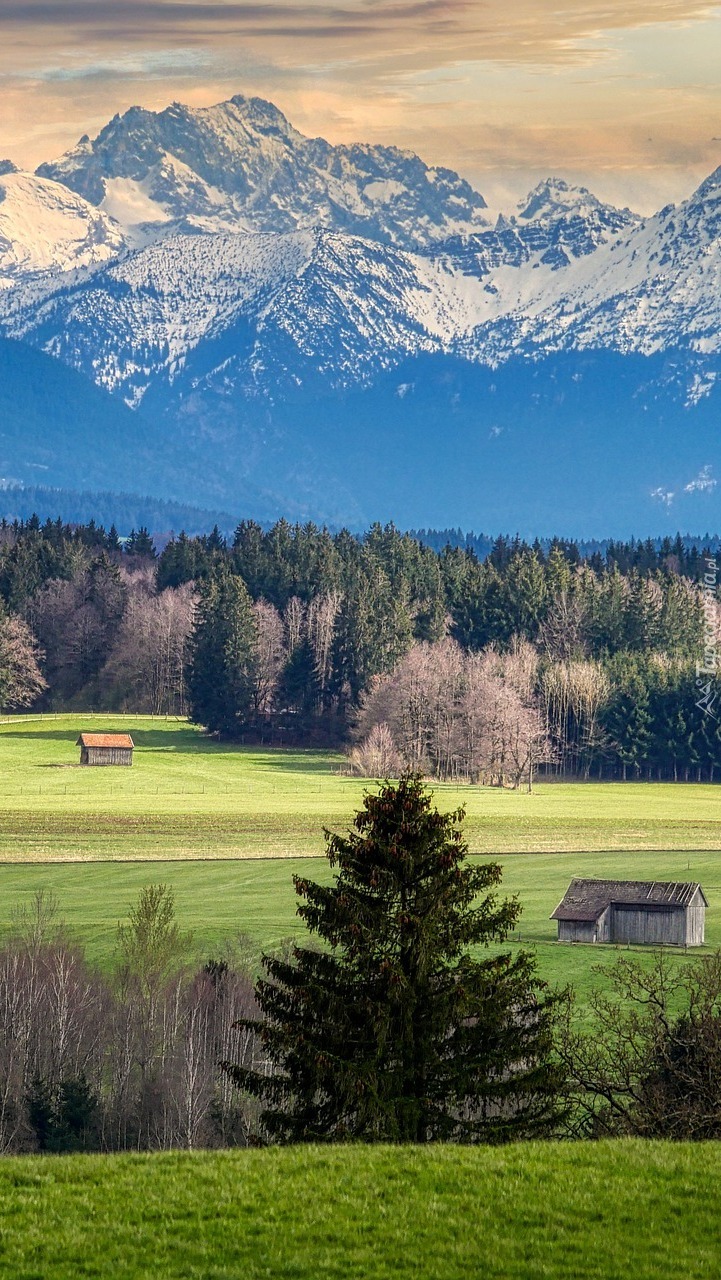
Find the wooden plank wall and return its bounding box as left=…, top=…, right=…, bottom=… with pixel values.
left=85, top=747, right=133, bottom=767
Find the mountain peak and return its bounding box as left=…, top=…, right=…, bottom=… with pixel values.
left=35, top=92, right=491, bottom=250
left=0, top=160, right=19, bottom=177
left=691, top=165, right=721, bottom=203
left=227, top=93, right=293, bottom=125
left=519, top=178, right=607, bottom=223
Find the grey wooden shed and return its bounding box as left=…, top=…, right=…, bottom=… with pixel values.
left=551, top=878, right=707, bottom=947
left=77, top=732, right=134, bottom=767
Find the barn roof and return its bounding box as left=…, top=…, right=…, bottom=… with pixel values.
left=551, top=878, right=708, bottom=922
left=76, top=733, right=134, bottom=749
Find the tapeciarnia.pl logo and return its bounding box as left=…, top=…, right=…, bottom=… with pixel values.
left=696, top=556, right=719, bottom=719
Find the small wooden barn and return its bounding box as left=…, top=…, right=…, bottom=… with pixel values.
left=551, top=878, right=707, bottom=947
left=77, top=733, right=134, bottom=767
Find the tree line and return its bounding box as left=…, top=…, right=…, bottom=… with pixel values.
left=0, top=885, right=260, bottom=1154
left=179, top=523, right=719, bottom=779
left=0, top=515, right=718, bottom=779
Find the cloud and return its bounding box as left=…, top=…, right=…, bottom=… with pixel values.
left=685, top=465, right=717, bottom=494
left=0, top=0, right=461, bottom=44
left=17, top=50, right=213, bottom=83
left=651, top=487, right=675, bottom=507
left=0, top=0, right=717, bottom=65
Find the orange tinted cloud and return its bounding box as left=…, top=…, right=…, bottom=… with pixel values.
left=0, top=1, right=715, bottom=58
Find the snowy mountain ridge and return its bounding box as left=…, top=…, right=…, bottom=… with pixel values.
left=5, top=158, right=718, bottom=409
left=37, top=94, right=492, bottom=251
left=460, top=165, right=721, bottom=361
left=0, top=164, right=125, bottom=293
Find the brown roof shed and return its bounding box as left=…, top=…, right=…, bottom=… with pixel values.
left=76, top=733, right=135, bottom=766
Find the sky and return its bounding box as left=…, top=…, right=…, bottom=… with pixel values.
left=1, top=0, right=721, bottom=213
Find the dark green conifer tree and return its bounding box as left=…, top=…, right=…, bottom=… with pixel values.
left=187, top=568, right=258, bottom=735
left=224, top=776, right=564, bottom=1143
left=276, top=636, right=322, bottom=719
left=602, top=654, right=653, bottom=778
left=106, top=524, right=121, bottom=553
left=126, top=526, right=156, bottom=558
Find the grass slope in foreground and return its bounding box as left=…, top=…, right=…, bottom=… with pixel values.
left=1, top=1142, right=720, bottom=1279
left=1, top=715, right=721, bottom=860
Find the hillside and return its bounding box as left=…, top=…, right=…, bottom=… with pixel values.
left=0, top=336, right=333, bottom=523
left=0, top=1142, right=718, bottom=1279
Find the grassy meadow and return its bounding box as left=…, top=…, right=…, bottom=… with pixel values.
left=0, top=715, right=719, bottom=996
left=1, top=714, right=721, bottom=860
left=1, top=1141, right=720, bottom=1279
left=1, top=714, right=721, bottom=1277
left=2, top=847, right=719, bottom=996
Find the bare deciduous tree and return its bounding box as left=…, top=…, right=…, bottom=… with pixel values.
left=0, top=614, right=47, bottom=711
left=0, top=886, right=262, bottom=1154
left=283, top=596, right=305, bottom=655
left=98, top=574, right=196, bottom=714
left=559, top=951, right=721, bottom=1140
left=251, top=600, right=286, bottom=717
left=307, top=590, right=342, bottom=701
left=347, top=722, right=401, bottom=777
left=353, top=638, right=551, bottom=787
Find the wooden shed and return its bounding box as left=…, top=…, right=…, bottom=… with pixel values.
left=551, top=878, right=707, bottom=947
left=77, top=733, right=134, bottom=767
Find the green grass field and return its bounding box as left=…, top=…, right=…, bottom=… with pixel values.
left=1, top=714, right=721, bottom=861
left=2, top=717, right=721, bottom=1276
left=0, top=715, right=720, bottom=995
left=2, top=848, right=718, bottom=994
left=0, top=1141, right=719, bottom=1279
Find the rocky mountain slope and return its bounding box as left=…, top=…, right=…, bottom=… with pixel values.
left=458, top=167, right=721, bottom=366
left=440, top=177, right=639, bottom=276
left=37, top=95, right=491, bottom=250
left=4, top=228, right=494, bottom=404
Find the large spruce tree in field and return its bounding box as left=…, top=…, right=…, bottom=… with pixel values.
left=187, top=568, right=258, bottom=735
left=224, top=776, right=563, bottom=1143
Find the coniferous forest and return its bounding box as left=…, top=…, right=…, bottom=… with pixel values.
left=0, top=514, right=718, bottom=782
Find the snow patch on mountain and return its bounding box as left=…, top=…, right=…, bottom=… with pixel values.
left=101, top=176, right=173, bottom=232
left=0, top=169, right=124, bottom=289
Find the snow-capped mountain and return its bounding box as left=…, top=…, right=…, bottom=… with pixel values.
left=1, top=91, right=720, bottom=532
left=9, top=161, right=718, bottom=404
left=5, top=229, right=495, bottom=404
left=517, top=178, right=638, bottom=247
left=440, top=178, right=639, bottom=276
left=0, top=162, right=124, bottom=291
left=519, top=166, right=721, bottom=357
left=37, top=95, right=491, bottom=250
left=461, top=166, right=721, bottom=363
